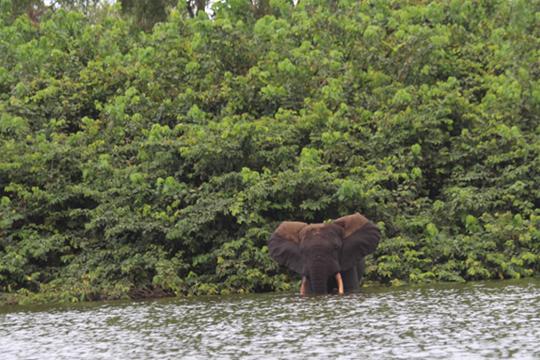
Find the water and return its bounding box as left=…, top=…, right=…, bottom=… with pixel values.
left=1, top=279, right=539, bottom=359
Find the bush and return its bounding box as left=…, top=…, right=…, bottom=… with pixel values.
left=1, top=0, right=539, bottom=304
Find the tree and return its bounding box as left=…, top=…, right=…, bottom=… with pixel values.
left=119, top=0, right=177, bottom=30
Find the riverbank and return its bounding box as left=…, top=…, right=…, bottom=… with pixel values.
left=3, top=276, right=539, bottom=307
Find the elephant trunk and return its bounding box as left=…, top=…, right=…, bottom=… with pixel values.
left=301, top=273, right=343, bottom=295
left=304, top=257, right=341, bottom=294
left=309, top=273, right=329, bottom=294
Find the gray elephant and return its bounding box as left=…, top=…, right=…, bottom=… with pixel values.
left=268, top=213, right=380, bottom=295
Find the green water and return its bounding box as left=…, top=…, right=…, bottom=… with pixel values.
left=1, top=279, right=539, bottom=359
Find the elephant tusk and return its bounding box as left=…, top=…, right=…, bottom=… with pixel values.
left=335, top=273, right=344, bottom=295
left=300, top=276, right=308, bottom=296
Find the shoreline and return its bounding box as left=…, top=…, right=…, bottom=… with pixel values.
left=3, top=276, right=539, bottom=308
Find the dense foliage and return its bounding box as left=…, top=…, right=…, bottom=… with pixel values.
left=1, top=0, right=539, bottom=304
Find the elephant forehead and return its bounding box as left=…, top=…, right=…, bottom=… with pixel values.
left=299, top=224, right=333, bottom=238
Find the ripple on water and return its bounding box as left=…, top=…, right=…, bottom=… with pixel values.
left=1, top=279, right=540, bottom=359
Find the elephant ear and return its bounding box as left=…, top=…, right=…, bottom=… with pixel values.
left=268, top=221, right=307, bottom=275
left=334, top=213, right=380, bottom=271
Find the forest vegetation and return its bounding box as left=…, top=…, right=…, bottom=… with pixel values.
left=0, top=0, right=539, bottom=304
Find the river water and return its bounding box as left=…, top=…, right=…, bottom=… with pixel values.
left=1, top=279, right=539, bottom=359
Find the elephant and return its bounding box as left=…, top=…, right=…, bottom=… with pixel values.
left=268, top=213, right=380, bottom=295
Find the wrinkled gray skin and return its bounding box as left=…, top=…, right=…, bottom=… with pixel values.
left=268, top=213, right=380, bottom=295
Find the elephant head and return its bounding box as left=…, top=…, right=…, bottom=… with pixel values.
left=268, top=213, right=380, bottom=295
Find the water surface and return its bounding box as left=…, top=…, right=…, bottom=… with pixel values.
left=1, top=279, right=539, bottom=359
